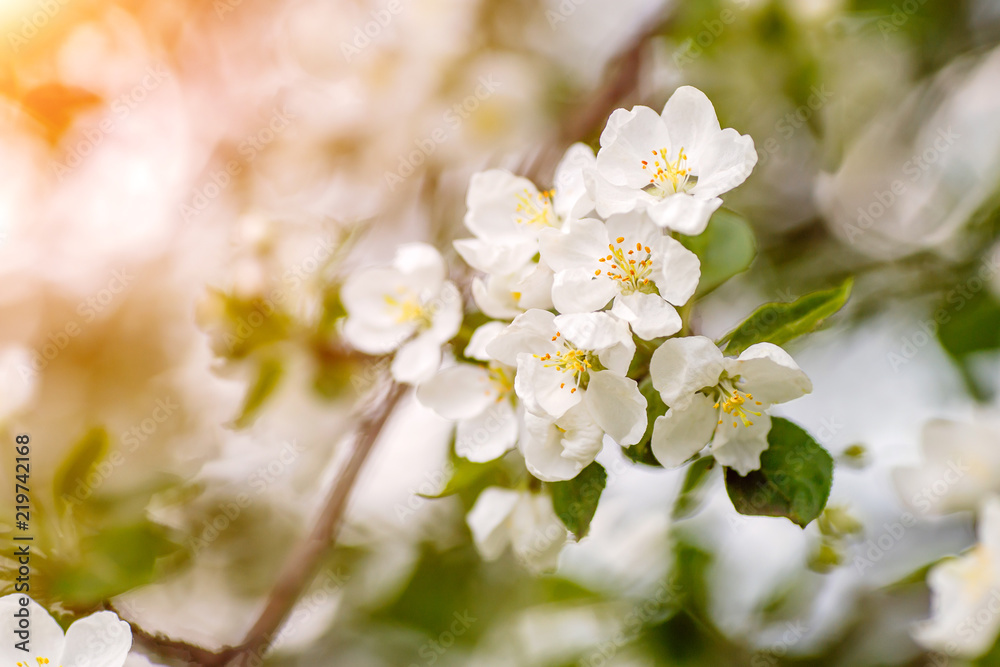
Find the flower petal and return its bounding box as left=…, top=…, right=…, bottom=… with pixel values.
left=597, top=106, right=671, bottom=188
left=659, top=86, right=722, bottom=163
left=726, top=343, right=812, bottom=406
left=465, top=322, right=508, bottom=361
left=486, top=309, right=557, bottom=367
left=521, top=407, right=602, bottom=481
left=391, top=333, right=442, bottom=385
left=552, top=142, right=597, bottom=220
left=689, top=127, right=757, bottom=199
left=426, top=281, right=463, bottom=343
left=416, top=364, right=497, bottom=420
left=62, top=612, right=132, bottom=667
left=646, top=194, right=722, bottom=235
left=649, top=336, right=724, bottom=410
left=466, top=487, right=519, bottom=560
left=584, top=370, right=647, bottom=445
left=0, top=595, right=66, bottom=666
left=394, top=242, right=446, bottom=295
left=472, top=275, right=522, bottom=320
left=512, top=261, right=555, bottom=311
left=538, top=217, right=608, bottom=273
left=551, top=268, right=618, bottom=314
left=652, top=235, right=701, bottom=306
left=611, top=292, right=682, bottom=340
left=456, top=400, right=519, bottom=462
left=466, top=170, right=544, bottom=238
left=341, top=317, right=414, bottom=355
left=554, top=312, right=634, bottom=373
left=453, top=238, right=537, bottom=275
left=515, top=354, right=582, bottom=419
left=650, top=393, right=717, bottom=467
left=711, top=412, right=772, bottom=475
left=509, top=492, right=567, bottom=572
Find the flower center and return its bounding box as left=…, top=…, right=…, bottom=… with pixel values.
left=713, top=378, right=764, bottom=428
left=19, top=659, right=58, bottom=667
left=641, top=147, right=694, bottom=197
left=488, top=362, right=514, bottom=399
left=533, top=331, right=593, bottom=394
left=383, top=290, right=434, bottom=328
left=514, top=189, right=556, bottom=227
left=596, top=236, right=655, bottom=295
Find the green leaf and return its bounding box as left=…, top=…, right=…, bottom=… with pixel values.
left=679, top=209, right=756, bottom=296
left=622, top=377, right=666, bottom=467
left=937, top=287, right=1000, bottom=400
left=53, top=427, right=109, bottom=511
left=234, top=357, right=284, bottom=428
left=547, top=461, right=607, bottom=539
left=51, top=521, right=181, bottom=604
left=672, top=456, right=716, bottom=520
left=724, top=418, right=833, bottom=528
left=719, top=277, right=853, bottom=355
left=418, top=456, right=509, bottom=499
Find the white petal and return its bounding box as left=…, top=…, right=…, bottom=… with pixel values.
left=603, top=210, right=659, bottom=246
left=646, top=194, right=722, bottom=235
left=341, top=317, right=413, bottom=355
left=0, top=595, right=66, bottom=665
left=726, top=343, right=812, bottom=406
left=512, top=261, right=555, bottom=311
left=340, top=266, right=410, bottom=329
left=585, top=169, right=651, bottom=219
left=554, top=312, right=633, bottom=363
left=472, top=275, right=522, bottom=320
left=611, top=292, right=681, bottom=340
left=659, top=86, right=722, bottom=161
left=486, top=309, right=557, bottom=367
left=62, top=612, right=132, bottom=667
left=391, top=334, right=442, bottom=385
left=689, top=128, right=757, bottom=199
left=650, top=393, right=717, bottom=468
left=466, top=488, right=519, bottom=560
left=394, top=242, right=446, bottom=295
left=456, top=400, right=519, bottom=462
left=416, top=364, right=497, bottom=420
left=538, top=217, right=608, bottom=273
left=426, top=281, right=463, bottom=343
left=509, top=492, right=567, bottom=572
left=465, top=170, right=548, bottom=241
left=649, top=336, right=725, bottom=410
left=521, top=408, right=602, bottom=482
left=711, top=413, right=772, bottom=475
left=652, top=235, right=701, bottom=306
left=465, top=322, right=508, bottom=361
left=453, top=238, right=536, bottom=275
left=979, top=495, right=1000, bottom=556
left=551, top=268, right=618, bottom=314
left=552, top=143, right=597, bottom=219
left=584, top=370, right=647, bottom=445
left=597, top=106, right=671, bottom=188
left=515, top=354, right=582, bottom=419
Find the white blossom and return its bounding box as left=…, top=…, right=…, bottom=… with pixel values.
left=0, top=595, right=132, bottom=667
left=341, top=243, right=462, bottom=384
left=466, top=486, right=567, bottom=572
left=417, top=322, right=519, bottom=462
left=539, top=211, right=700, bottom=338
left=649, top=336, right=812, bottom=475
left=587, top=86, right=757, bottom=235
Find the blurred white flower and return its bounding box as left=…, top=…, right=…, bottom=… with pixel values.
left=539, top=211, right=700, bottom=338
left=417, top=322, right=519, bottom=462
left=0, top=595, right=131, bottom=667
left=341, top=243, right=462, bottom=384
left=914, top=495, right=1000, bottom=658
left=487, top=309, right=646, bottom=480
left=466, top=486, right=567, bottom=572
left=650, top=336, right=812, bottom=474
left=893, top=418, right=1000, bottom=516
left=588, top=86, right=757, bottom=235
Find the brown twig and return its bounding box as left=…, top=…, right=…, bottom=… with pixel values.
left=111, top=379, right=406, bottom=667
left=225, top=379, right=407, bottom=665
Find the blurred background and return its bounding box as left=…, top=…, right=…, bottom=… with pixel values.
left=1, top=0, right=1000, bottom=665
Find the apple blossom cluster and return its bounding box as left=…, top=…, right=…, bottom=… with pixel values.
left=340, top=86, right=817, bottom=570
